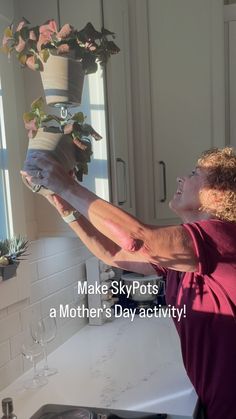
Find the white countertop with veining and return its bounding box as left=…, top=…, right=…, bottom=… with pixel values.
left=0, top=317, right=198, bottom=419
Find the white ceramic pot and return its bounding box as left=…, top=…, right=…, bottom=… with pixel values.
left=40, top=54, right=85, bottom=107
left=22, top=128, right=78, bottom=195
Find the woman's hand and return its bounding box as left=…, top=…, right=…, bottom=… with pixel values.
left=21, top=151, right=76, bottom=196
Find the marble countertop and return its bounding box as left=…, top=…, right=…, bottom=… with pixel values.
left=0, top=316, right=198, bottom=419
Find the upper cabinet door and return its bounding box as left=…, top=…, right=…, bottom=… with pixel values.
left=130, top=0, right=225, bottom=225
left=103, top=0, right=136, bottom=215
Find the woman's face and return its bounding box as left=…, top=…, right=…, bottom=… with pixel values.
left=169, top=167, right=207, bottom=220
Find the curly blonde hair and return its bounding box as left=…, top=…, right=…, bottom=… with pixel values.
left=197, top=147, right=236, bottom=222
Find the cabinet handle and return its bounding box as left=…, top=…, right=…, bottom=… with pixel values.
left=116, top=158, right=127, bottom=205
left=159, top=160, right=167, bottom=202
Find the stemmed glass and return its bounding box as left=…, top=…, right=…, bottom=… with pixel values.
left=21, top=341, right=48, bottom=389
left=30, top=316, right=58, bottom=376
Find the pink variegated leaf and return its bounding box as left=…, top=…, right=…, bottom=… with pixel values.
left=15, top=36, right=26, bottom=52
left=24, top=118, right=38, bottom=138
left=73, top=137, right=88, bottom=151
left=24, top=118, right=37, bottom=130
left=40, top=19, right=57, bottom=36
left=25, top=55, right=41, bottom=71
left=85, top=42, right=97, bottom=52
left=28, top=129, right=37, bottom=139
left=16, top=20, right=27, bottom=32
left=58, top=23, right=73, bottom=39
left=64, top=123, right=74, bottom=134
left=37, top=34, right=45, bottom=51
left=57, top=44, right=70, bottom=54
left=29, top=30, right=37, bottom=41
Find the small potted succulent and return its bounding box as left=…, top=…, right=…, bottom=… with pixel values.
left=1, top=18, right=120, bottom=106
left=22, top=96, right=102, bottom=194
left=0, top=236, right=28, bottom=280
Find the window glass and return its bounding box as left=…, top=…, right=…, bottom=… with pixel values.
left=0, top=78, right=10, bottom=239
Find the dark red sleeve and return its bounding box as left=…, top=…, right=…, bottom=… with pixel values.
left=182, top=220, right=221, bottom=275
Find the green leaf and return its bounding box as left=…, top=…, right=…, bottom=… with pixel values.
left=4, top=27, right=13, bottom=38
left=42, top=115, right=61, bottom=124
left=17, top=52, right=27, bottom=65
left=34, top=56, right=43, bottom=71
left=71, top=112, right=85, bottom=123
left=83, top=59, right=98, bottom=75
left=31, top=96, right=44, bottom=111
left=23, top=111, right=36, bottom=122
left=19, top=26, right=30, bottom=41
left=39, top=48, right=50, bottom=62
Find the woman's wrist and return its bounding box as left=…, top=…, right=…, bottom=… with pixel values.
left=62, top=182, right=92, bottom=218
left=61, top=210, right=81, bottom=223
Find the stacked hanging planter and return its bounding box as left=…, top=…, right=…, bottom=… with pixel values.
left=1, top=18, right=120, bottom=194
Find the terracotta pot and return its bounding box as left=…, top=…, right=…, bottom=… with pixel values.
left=40, top=54, right=85, bottom=107
left=22, top=128, right=78, bottom=195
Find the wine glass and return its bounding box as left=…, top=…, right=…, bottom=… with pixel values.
left=21, top=341, right=48, bottom=389
left=30, top=316, right=58, bottom=376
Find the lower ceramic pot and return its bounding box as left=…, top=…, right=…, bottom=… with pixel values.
left=22, top=127, right=78, bottom=195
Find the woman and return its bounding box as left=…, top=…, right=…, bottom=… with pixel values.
left=22, top=147, right=236, bottom=419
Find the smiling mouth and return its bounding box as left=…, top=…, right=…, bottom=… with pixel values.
left=176, top=190, right=182, bottom=195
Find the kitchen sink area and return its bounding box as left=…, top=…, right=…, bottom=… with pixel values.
left=0, top=317, right=198, bottom=419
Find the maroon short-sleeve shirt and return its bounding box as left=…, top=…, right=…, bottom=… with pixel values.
left=152, top=220, right=236, bottom=419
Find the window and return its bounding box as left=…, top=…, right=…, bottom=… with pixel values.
left=0, top=77, right=11, bottom=239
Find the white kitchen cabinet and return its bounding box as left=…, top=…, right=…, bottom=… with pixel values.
left=128, top=0, right=225, bottom=225
left=103, top=0, right=136, bottom=215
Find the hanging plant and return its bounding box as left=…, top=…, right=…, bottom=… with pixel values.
left=23, top=97, right=102, bottom=182
left=1, top=18, right=120, bottom=74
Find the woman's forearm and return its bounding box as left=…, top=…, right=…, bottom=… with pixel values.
left=67, top=215, right=121, bottom=265
left=62, top=182, right=147, bottom=253
left=66, top=215, right=156, bottom=275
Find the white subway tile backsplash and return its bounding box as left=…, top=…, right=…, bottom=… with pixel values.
left=37, top=247, right=86, bottom=279
left=43, top=237, right=83, bottom=256
left=0, top=313, right=21, bottom=344
left=7, top=298, right=29, bottom=315
left=29, top=262, right=38, bottom=283
left=0, top=341, right=10, bottom=367
left=0, top=278, right=19, bottom=311
left=30, top=279, right=49, bottom=304
left=28, top=240, right=45, bottom=261
left=41, top=287, right=72, bottom=318
left=10, top=330, right=28, bottom=359
left=20, top=302, right=42, bottom=331
left=0, top=237, right=90, bottom=390
left=0, top=308, right=7, bottom=320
